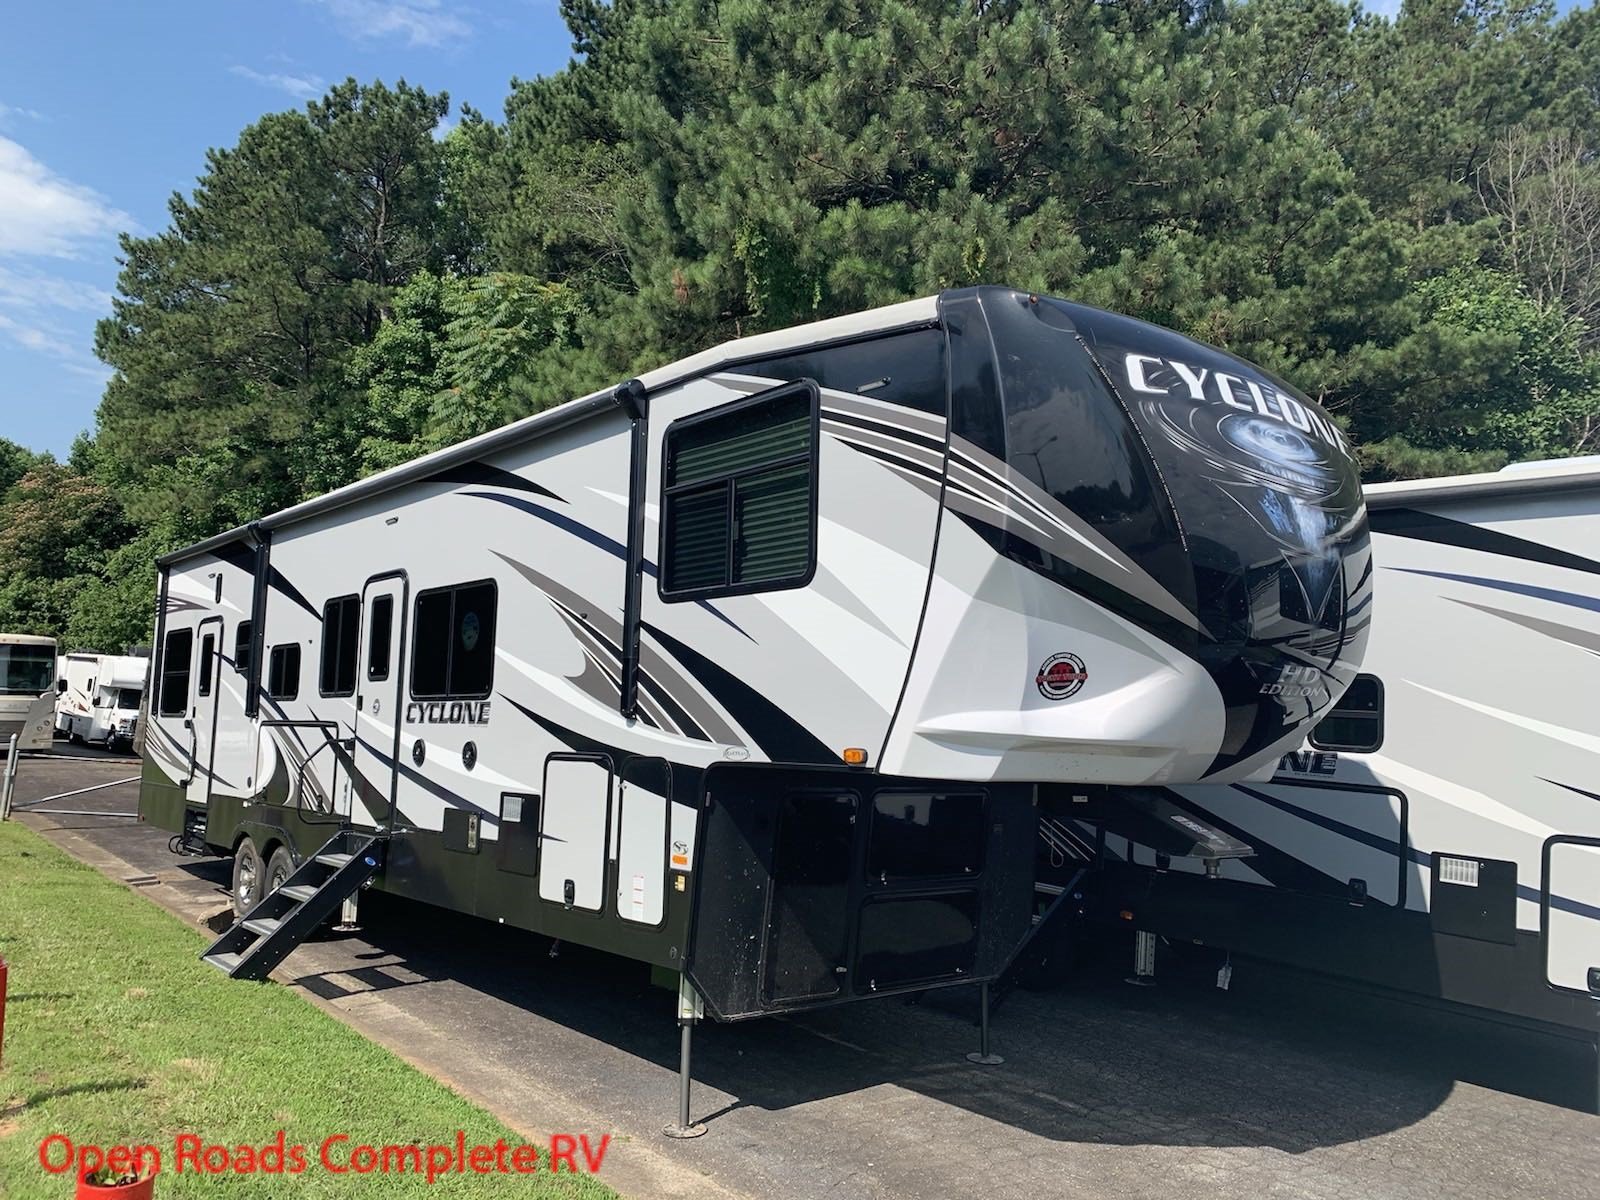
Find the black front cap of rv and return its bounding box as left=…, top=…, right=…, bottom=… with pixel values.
left=942, top=287, right=1370, bottom=775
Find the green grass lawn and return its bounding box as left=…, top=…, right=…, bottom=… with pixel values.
left=0, top=821, right=618, bottom=1198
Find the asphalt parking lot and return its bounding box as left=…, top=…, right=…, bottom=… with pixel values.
left=9, top=753, right=1600, bottom=1200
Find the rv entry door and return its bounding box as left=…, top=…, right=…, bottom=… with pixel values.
left=185, top=616, right=224, bottom=808
left=353, top=573, right=407, bottom=831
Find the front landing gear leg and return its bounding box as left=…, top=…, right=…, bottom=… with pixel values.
left=966, top=980, right=1005, bottom=1066
left=1125, top=929, right=1157, bottom=987
left=663, top=976, right=707, bottom=1139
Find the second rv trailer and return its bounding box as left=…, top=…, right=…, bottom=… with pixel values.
left=1096, top=458, right=1600, bottom=1065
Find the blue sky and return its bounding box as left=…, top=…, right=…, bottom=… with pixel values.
left=0, top=0, right=573, bottom=458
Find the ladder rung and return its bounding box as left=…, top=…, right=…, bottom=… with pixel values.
left=315, top=853, right=353, bottom=868
left=204, top=952, right=242, bottom=973
left=241, top=917, right=282, bottom=937
left=280, top=884, right=317, bottom=903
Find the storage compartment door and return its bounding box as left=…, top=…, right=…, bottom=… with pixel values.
left=1545, top=838, right=1600, bottom=995
left=538, top=755, right=611, bottom=911
left=616, top=758, right=669, bottom=925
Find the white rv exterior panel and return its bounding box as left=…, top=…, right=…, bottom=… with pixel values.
left=540, top=757, right=611, bottom=911
left=616, top=779, right=668, bottom=925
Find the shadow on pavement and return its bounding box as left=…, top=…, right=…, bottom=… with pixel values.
left=311, top=890, right=1600, bottom=1152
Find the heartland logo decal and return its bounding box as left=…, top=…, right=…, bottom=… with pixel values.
left=1035, top=652, right=1088, bottom=701
left=405, top=700, right=491, bottom=725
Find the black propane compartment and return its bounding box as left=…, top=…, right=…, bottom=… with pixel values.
left=685, top=765, right=1036, bottom=1020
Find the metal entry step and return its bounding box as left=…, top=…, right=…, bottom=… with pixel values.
left=201, top=829, right=384, bottom=981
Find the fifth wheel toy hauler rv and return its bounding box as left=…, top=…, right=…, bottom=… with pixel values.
left=1092, top=457, right=1600, bottom=1084
left=137, top=287, right=1371, bottom=1121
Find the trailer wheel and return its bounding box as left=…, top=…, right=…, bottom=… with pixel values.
left=232, top=838, right=264, bottom=918
left=264, top=846, right=294, bottom=898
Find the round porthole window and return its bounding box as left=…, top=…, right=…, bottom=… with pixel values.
left=462, top=741, right=478, bottom=771
left=412, top=738, right=426, bottom=766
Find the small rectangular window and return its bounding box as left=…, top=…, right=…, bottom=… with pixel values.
left=267, top=644, right=301, bottom=701
left=868, top=792, right=986, bottom=881
left=409, top=581, right=497, bottom=699
left=367, top=595, right=394, bottom=681
left=1309, top=673, right=1384, bottom=753
left=158, top=628, right=193, bottom=717
left=320, top=594, right=360, bottom=696
left=742, top=327, right=948, bottom=415
left=197, top=634, right=216, bottom=697
left=660, top=381, right=818, bottom=601
left=233, top=620, right=253, bottom=676
left=411, top=590, right=451, bottom=696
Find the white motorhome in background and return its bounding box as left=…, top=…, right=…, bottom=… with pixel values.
left=1094, top=457, right=1600, bottom=1069
left=56, top=652, right=149, bottom=752
left=0, top=632, right=59, bottom=752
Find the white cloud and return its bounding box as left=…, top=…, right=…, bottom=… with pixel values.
left=0, top=141, right=124, bottom=382
left=308, top=0, right=471, bottom=47
left=230, top=65, right=327, bottom=100
left=0, top=312, right=75, bottom=359
left=0, top=102, right=46, bottom=126
left=62, top=360, right=114, bottom=385
left=0, top=266, right=112, bottom=314
left=0, top=137, right=131, bottom=258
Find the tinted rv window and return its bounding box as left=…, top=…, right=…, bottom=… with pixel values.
left=320, top=594, right=360, bottom=696
left=0, top=644, right=55, bottom=695
left=158, top=628, right=192, bottom=717
left=267, top=644, right=301, bottom=701
left=742, top=328, right=947, bottom=416
left=367, top=595, right=394, bottom=682
left=1309, top=673, right=1384, bottom=753
left=410, top=581, right=496, bottom=699
left=661, top=381, right=818, bottom=600
left=197, top=634, right=216, bottom=697
left=867, top=792, right=987, bottom=880
left=233, top=620, right=253, bottom=675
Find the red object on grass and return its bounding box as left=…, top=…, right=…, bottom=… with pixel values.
left=75, top=1168, right=155, bottom=1199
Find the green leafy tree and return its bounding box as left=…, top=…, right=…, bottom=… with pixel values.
left=0, top=464, right=138, bottom=648
left=2, top=0, right=1589, bottom=662
left=1351, top=267, right=1600, bottom=478
left=347, top=270, right=596, bottom=473
left=95, top=78, right=452, bottom=535
left=0, top=438, right=49, bottom=495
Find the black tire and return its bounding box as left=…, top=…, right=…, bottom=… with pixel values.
left=264, top=845, right=295, bottom=898
left=231, top=837, right=264, bottom=918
